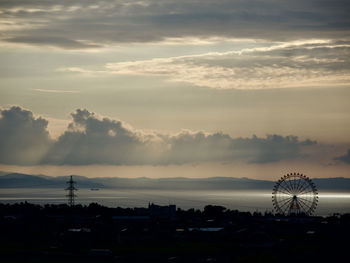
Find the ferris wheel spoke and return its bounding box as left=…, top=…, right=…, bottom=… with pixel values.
left=278, top=182, right=293, bottom=195
left=298, top=196, right=313, bottom=201
left=299, top=185, right=316, bottom=194
left=277, top=195, right=294, bottom=202
left=298, top=180, right=309, bottom=193
left=276, top=199, right=292, bottom=212
left=297, top=198, right=308, bottom=209
left=287, top=178, right=293, bottom=194
left=278, top=197, right=293, bottom=206
left=291, top=175, right=298, bottom=192
left=299, top=197, right=313, bottom=210
left=296, top=178, right=303, bottom=193
left=297, top=182, right=311, bottom=195
left=278, top=197, right=293, bottom=210
left=287, top=177, right=295, bottom=193
left=297, top=198, right=311, bottom=213
left=292, top=177, right=299, bottom=193
left=297, top=196, right=314, bottom=204
left=298, top=189, right=315, bottom=196
left=295, top=177, right=300, bottom=191
left=280, top=178, right=292, bottom=193
left=275, top=188, right=292, bottom=196
left=277, top=181, right=287, bottom=193
left=298, top=199, right=313, bottom=207
left=293, top=176, right=298, bottom=193
left=283, top=200, right=293, bottom=214
left=275, top=197, right=290, bottom=204
left=274, top=199, right=292, bottom=211
left=296, top=200, right=308, bottom=214
left=298, top=183, right=312, bottom=193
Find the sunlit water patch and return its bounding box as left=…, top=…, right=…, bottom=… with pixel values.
left=0, top=188, right=349, bottom=216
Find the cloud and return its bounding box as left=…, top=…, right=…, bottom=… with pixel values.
left=0, top=0, right=349, bottom=48
left=33, top=88, right=80, bottom=94
left=0, top=106, right=318, bottom=165
left=61, top=40, right=350, bottom=89
left=334, top=149, right=350, bottom=164
left=45, top=110, right=317, bottom=165
left=0, top=106, right=52, bottom=164
left=5, top=36, right=102, bottom=49
left=43, top=109, right=165, bottom=165
left=164, top=132, right=310, bottom=164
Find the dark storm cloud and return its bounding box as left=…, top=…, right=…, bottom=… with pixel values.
left=0, top=106, right=52, bottom=164
left=334, top=149, right=350, bottom=164
left=0, top=106, right=317, bottom=165
left=0, top=0, right=349, bottom=48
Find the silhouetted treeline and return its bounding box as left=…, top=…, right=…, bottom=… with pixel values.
left=0, top=202, right=138, bottom=216
left=1, top=202, right=349, bottom=263
left=0, top=202, right=282, bottom=222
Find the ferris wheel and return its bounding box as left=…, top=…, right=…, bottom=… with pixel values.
left=272, top=173, right=318, bottom=215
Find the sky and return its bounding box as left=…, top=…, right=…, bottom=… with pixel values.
left=0, top=0, right=349, bottom=179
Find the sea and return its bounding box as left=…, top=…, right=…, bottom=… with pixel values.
left=1, top=188, right=350, bottom=216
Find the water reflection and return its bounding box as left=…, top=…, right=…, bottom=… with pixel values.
left=0, top=188, right=349, bottom=216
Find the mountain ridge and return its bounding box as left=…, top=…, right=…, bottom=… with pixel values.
left=0, top=172, right=349, bottom=191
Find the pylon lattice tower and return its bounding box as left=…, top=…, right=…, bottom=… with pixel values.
left=65, top=175, right=77, bottom=206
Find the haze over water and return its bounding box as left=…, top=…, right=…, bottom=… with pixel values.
left=1, top=188, right=349, bottom=216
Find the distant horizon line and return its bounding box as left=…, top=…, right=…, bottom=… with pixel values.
left=1, top=171, right=350, bottom=181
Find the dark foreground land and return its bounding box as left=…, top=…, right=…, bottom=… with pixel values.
left=0, top=202, right=349, bottom=263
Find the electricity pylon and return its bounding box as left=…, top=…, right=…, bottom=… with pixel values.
left=65, top=175, right=77, bottom=206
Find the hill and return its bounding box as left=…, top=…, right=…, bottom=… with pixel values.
left=0, top=172, right=349, bottom=191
